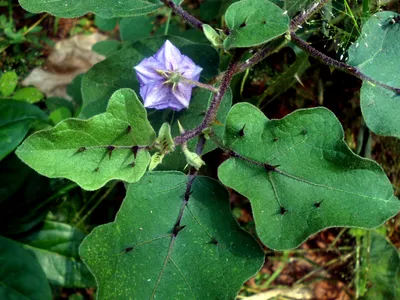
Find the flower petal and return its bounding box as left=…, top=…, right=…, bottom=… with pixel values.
left=171, top=82, right=193, bottom=109
left=134, top=56, right=165, bottom=85
left=155, top=40, right=182, bottom=71
left=180, top=55, right=203, bottom=82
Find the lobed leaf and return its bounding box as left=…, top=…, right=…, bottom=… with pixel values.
left=218, top=103, right=400, bottom=250
left=16, top=89, right=156, bottom=190
left=18, top=0, right=162, bottom=18
left=80, top=172, right=264, bottom=299
left=348, top=11, right=400, bottom=138
left=223, top=0, right=289, bottom=50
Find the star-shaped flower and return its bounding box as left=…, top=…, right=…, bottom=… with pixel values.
left=134, top=40, right=203, bottom=111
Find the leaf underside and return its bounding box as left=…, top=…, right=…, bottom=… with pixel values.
left=218, top=103, right=400, bottom=250
left=80, top=172, right=264, bottom=299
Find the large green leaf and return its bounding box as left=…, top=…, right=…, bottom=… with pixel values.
left=18, top=0, right=162, bottom=18
left=0, top=154, right=51, bottom=236
left=347, top=11, right=400, bottom=138
left=81, top=36, right=219, bottom=118
left=223, top=0, right=290, bottom=50
left=362, top=232, right=400, bottom=299
left=16, top=89, right=156, bottom=191
left=148, top=87, right=232, bottom=170
left=0, top=100, right=48, bottom=161
left=0, top=235, right=52, bottom=300
left=80, top=172, right=264, bottom=299
left=218, top=103, right=400, bottom=250
left=119, top=16, right=153, bottom=42
left=18, top=221, right=96, bottom=288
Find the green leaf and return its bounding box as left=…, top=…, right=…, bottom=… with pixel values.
left=218, top=103, right=400, bottom=250
left=0, top=100, right=48, bottom=161
left=362, top=232, right=400, bottom=299
left=49, top=106, right=73, bottom=124
left=18, top=0, right=163, bottom=18
left=45, top=97, right=75, bottom=115
left=16, top=89, right=156, bottom=191
left=119, top=16, right=153, bottom=42
left=92, top=40, right=123, bottom=57
left=67, top=74, right=83, bottom=108
left=80, top=172, right=264, bottom=299
left=0, top=71, right=18, bottom=96
left=223, top=0, right=290, bottom=50
left=95, top=15, right=118, bottom=31
left=0, top=154, right=51, bottom=236
left=12, top=86, right=44, bottom=103
left=17, top=221, right=96, bottom=288
left=81, top=36, right=219, bottom=118
left=0, top=235, right=52, bottom=300
left=148, top=87, right=232, bottom=170
left=347, top=11, right=400, bottom=138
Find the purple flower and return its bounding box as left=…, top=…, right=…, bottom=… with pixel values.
left=134, top=40, right=202, bottom=111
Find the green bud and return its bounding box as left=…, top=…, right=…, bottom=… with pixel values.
left=203, top=24, right=223, bottom=48
left=156, top=122, right=175, bottom=153
left=148, top=152, right=164, bottom=171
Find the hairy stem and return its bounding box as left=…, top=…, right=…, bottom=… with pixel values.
left=178, top=75, right=218, bottom=93
left=290, top=32, right=400, bottom=94
left=161, top=0, right=204, bottom=30
left=289, top=0, right=331, bottom=31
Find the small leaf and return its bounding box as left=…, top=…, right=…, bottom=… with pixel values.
left=18, top=0, right=163, bottom=18
left=17, top=221, right=96, bottom=288
left=218, top=103, right=400, bottom=250
left=0, top=235, right=52, bottom=300
left=0, top=100, right=48, bottom=161
left=223, top=0, right=289, bottom=50
left=79, top=172, right=264, bottom=299
left=348, top=11, right=400, bottom=138
left=0, top=71, right=18, bottom=96
left=16, top=89, right=156, bottom=190
left=362, top=232, right=400, bottom=299
left=12, top=86, right=44, bottom=103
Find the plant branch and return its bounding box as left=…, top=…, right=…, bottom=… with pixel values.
left=161, top=0, right=204, bottom=30
left=174, top=50, right=245, bottom=145
left=289, top=0, right=331, bottom=31
left=290, top=32, right=400, bottom=94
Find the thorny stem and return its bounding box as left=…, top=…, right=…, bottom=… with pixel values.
left=160, top=0, right=204, bottom=30
left=290, top=32, right=400, bottom=94
left=174, top=50, right=245, bottom=145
